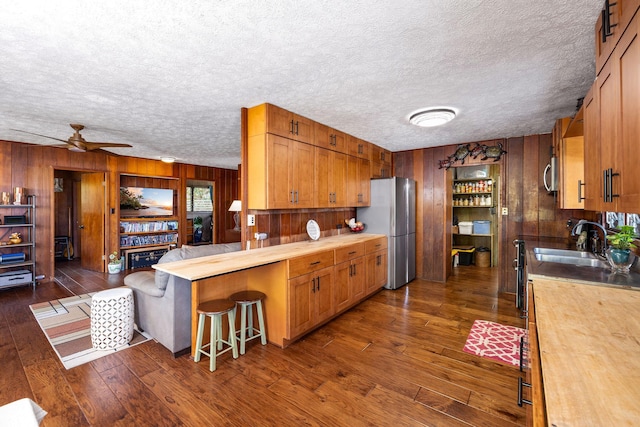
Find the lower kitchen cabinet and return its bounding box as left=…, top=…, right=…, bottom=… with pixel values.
left=366, top=249, right=388, bottom=295
left=334, top=256, right=365, bottom=312
left=288, top=266, right=335, bottom=339
left=522, top=281, right=547, bottom=426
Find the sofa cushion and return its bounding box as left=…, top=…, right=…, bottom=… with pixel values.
left=154, top=248, right=184, bottom=290
left=124, top=271, right=165, bottom=297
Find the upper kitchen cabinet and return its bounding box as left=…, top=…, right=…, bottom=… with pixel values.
left=248, top=103, right=314, bottom=145
left=615, top=10, right=640, bottom=211
left=583, top=85, right=602, bottom=211
left=586, top=9, right=640, bottom=212
left=553, top=116, right=585, bottom=209
left=346, top=155, right=371, bottom=206
left=370, top=144, right=392, bottom=179
left=595, top=0, right=640, bottom=74
left=315, top=147, right=347, bottom=207
left=314, top=122, right=346, bottom=153
left=247, top=133, right=315, bottom=209
left=347, top=135, right=370, bottom=159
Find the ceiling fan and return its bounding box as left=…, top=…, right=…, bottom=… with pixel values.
left=14, top=123, right=133, bottom=152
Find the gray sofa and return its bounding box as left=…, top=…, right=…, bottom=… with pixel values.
left=124, top=242, right=241, bottom=356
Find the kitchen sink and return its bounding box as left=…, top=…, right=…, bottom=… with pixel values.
left=533, top=248, right=595, bottom=258
left=534, top=253, right=609, bottom=268
left=533, top=248, right=609, bottom=268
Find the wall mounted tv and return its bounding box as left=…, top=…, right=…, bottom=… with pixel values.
left=120, top=187, right=174, bottom=218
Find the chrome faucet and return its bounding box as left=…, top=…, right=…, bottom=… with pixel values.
left=571, top=220, right=607, bottom=255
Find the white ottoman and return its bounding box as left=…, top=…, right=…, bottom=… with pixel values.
left=91, top=287, right=135, bottom=350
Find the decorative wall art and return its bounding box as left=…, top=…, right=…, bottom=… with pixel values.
left=438, top=142, right=507, bottom=169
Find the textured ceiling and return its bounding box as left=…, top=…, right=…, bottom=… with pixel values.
left=0, top=1, right=602, bottom=169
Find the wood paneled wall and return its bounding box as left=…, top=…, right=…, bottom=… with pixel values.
left=244, top=207, right=356, bottom=249
left=394, top=135, right=595, bottom=292
left=0, top=140, right=237, bottom=283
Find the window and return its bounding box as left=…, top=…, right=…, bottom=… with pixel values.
left=186, top=186, right=213, bottom=212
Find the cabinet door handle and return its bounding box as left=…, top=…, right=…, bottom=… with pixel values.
left=349, top=265, right=353, bottom=276
left=317, top=276, right=320, bottom=291
left=517, top=377, right=532, bottom=407
left=289, top=120, right=295, bottom=135
left=310, top=261, right=321, bottom=266
left=611, top=169, right=620, bottom=200
left=603, top=169, right=608, bottom=202
left=602, top=0, right=618, bottom=43
left=578, top=180, right=585, bottom=203
left=312, top=277, right=316, bottom=293
left=294, top=121, right=299, bottom=135
left=352, top=264, right=356, bottom=276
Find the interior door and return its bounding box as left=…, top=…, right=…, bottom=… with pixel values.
left=80, top=172, right=106, bottom=272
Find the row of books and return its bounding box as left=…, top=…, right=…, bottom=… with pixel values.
left=120, top=220, right=178, bottom=233
left=120, top=233, right=178, bottom=248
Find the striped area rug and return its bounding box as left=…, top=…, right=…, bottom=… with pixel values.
left=30, top=292, right=150, bottom=369
left=462, top=319, right=526, bottom=367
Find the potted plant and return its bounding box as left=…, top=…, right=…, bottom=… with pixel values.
left=605, top=225, right=637, bottom=273
left=108, top=251, right=123, bottom=274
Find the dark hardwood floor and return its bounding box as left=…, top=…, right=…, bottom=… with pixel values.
left=1, top=260, right=526, bottom=426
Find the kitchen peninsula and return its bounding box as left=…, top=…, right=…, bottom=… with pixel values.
left=154, top=233, right=387, bottom=354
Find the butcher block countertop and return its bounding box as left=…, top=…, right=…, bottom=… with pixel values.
left=153, top=233, right=386, bottom=281
left=533, top=278, right=640, bottom=426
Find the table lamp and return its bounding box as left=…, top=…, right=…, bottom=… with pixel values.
left=228, top=200, right=242, bottom=231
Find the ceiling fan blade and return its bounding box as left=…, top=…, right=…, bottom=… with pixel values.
left=10, top=129, right=68, bottom=144
left=84, top=142, right=133, bottom=150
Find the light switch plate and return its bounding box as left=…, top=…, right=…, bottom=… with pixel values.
left=247, top=214, right=255, bottom=226
left=501, top=207, right=509, bottom=216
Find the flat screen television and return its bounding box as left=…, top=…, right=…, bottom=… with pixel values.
left=120, top=187, right=174, bottom=218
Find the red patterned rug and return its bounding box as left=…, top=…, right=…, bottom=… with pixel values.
left=463, top=319, right=526, bottom=367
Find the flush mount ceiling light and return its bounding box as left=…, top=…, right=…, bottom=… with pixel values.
left=408, top=108, right=457, bottom=127
left=160, top=156, right=176, bottom=163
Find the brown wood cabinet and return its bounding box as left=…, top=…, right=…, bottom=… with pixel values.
left=248, top=103, right=314, bottom=144
left=247, top=133, right=315, bottom=209
left=554, top=117, right=584, bottom=209
left=584, top=5, right=640, bottom=212
left=287, top=250, right=336, bottom=339
left=314, top=122, right=346, bottom=153
left=347, top=155, right=371, bottom=206
left=246, top=102, right=381, bottom=210
left=526, top=282, right=546, bottom=427
left=364, top=235, right=388, bottom=294
left=365, top=249, right=387, bottom=295
left=347, top=134, right=370, bottom=159
left=370, top=144, right=392, bottom=178
left=334, top=243, right=366, bottom=312
left=288, top=266, right=335, bottom=339
left=583, top=85, right=602, bottom=211
left=315, top=147, right=347, bottom=207
left=595, top=0, right=640, bottom=74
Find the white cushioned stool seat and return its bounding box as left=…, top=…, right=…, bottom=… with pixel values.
left=91, top=287, right=135, bottom=350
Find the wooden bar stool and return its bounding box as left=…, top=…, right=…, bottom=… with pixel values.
left=229, top=290, right=267, bottom=355
left=194, top=299, right=238, bottom=371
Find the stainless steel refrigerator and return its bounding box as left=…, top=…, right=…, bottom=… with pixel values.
left=357, top=177, right=416, bottom=289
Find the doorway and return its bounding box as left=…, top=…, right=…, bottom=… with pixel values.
left=451, top=164, right=501, bottom=268
left=186, top=180, right=214, bottom=245
left=53, top=169, right=107, bottom=272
